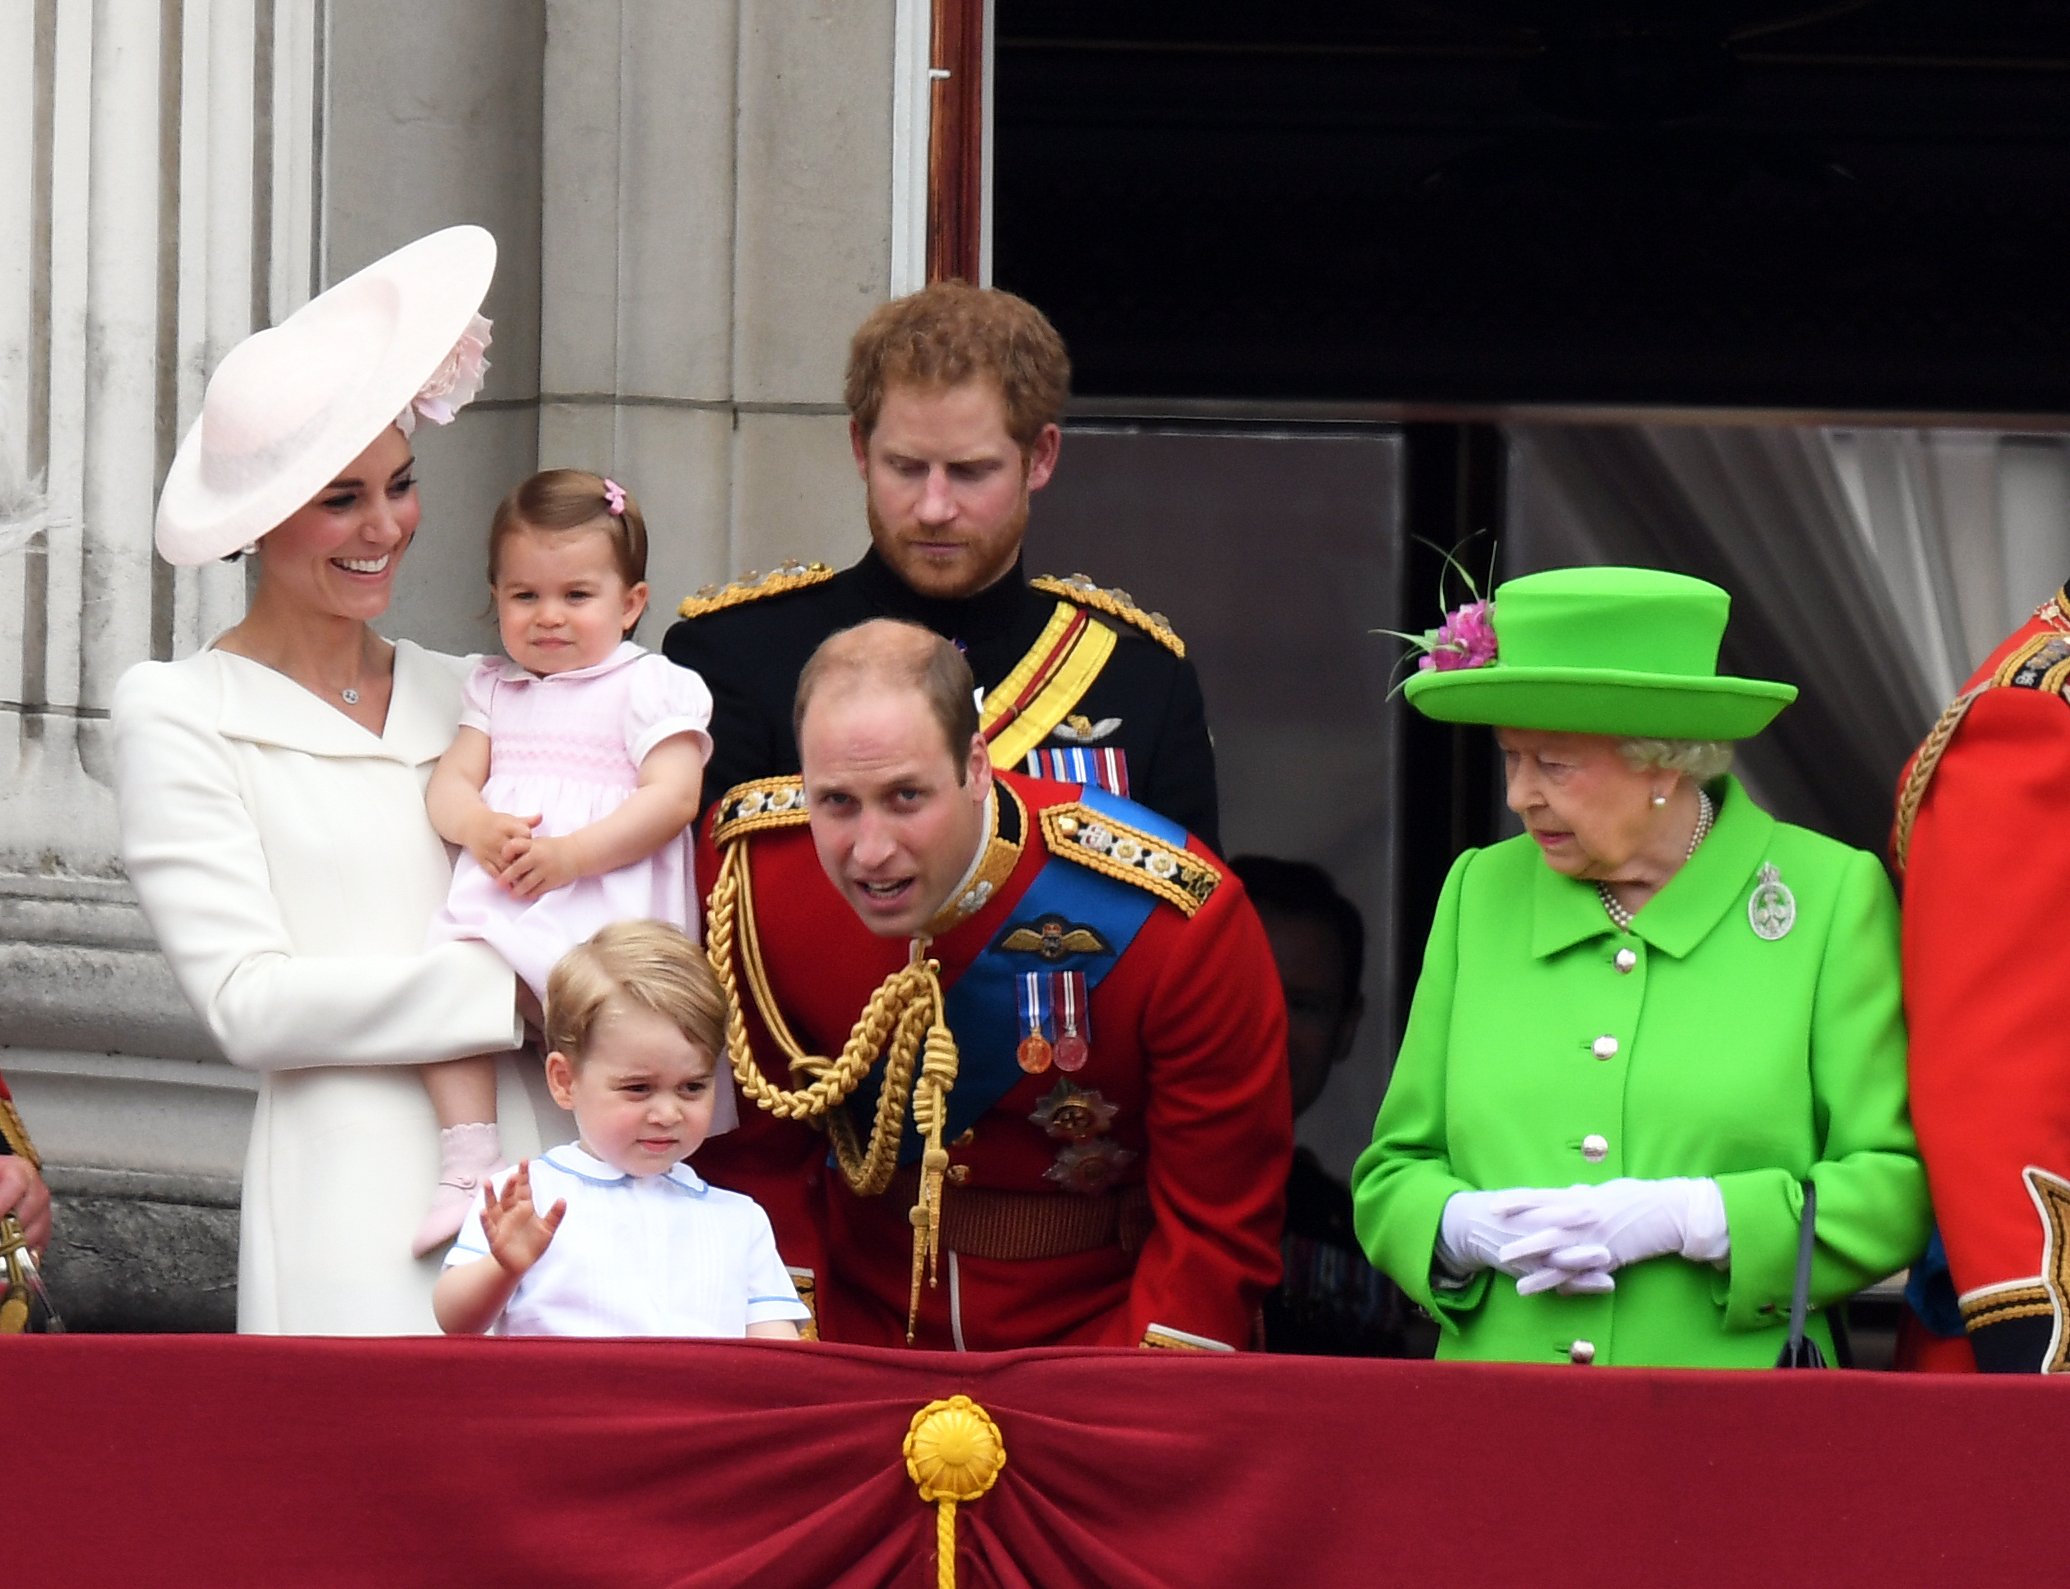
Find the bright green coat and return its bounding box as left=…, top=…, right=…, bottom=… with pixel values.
left=1352, top=777, right=1929, bottom=1368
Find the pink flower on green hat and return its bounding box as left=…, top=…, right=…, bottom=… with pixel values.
left=1418, top=598, right=1497, bottom=672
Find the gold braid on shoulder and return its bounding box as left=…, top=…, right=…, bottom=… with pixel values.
left=705, top=838, right=959, bottom=1341
left=1031, top=572, right=1187, bottom=657
left=1892, top=685, right=1988, bottom=873
left=675, top=559, right=835, bottom=621
left=1899, top=618, right=2070, bottom=871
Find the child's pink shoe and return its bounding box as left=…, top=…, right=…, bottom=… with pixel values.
left=411, top=1122, right=506, bottom=1257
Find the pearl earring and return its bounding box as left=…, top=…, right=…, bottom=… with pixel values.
left=1650, top=792, right=1668, bottom=808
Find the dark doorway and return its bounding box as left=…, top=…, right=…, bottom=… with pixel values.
left=994, top=4, right=2070, bottom=414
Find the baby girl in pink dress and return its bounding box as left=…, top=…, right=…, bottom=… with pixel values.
left=416, top=469, right=713, bottom=1254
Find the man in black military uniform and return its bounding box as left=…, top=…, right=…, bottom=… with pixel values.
left=663, top=281, right=1221, bottom=850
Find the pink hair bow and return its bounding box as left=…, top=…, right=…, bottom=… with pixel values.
left=602, top=478, right=627, bottom=517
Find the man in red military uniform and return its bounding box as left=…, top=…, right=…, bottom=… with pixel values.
left=1895, top=586, right=2070, bottom=1372
left=697, top=619, right=1288, bottom=1350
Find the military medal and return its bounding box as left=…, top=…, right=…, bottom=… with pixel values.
left=1016, top=971, right=1054, bottom=1073
left=1045, top=1137, right=1137, bottom=1194
left=1052, top=971, right=1090, bottom=1071
left=1030, top=1077, right=1119, bottom=1140
left=1030, top=1080, right=1132, bottom=1191
left=1748, top=862, right=1796, bottom=941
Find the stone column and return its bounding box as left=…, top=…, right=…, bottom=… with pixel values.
left=3, top=1, right=912, bottom=1329
left=0, top=0, right=320, bottom=1330
left=325, top=0, right=547, bottom=659
left=537, top=1, right=902, bottom=610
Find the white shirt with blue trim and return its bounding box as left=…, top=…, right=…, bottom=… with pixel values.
left=444, top=1144, right=810, bottom=1337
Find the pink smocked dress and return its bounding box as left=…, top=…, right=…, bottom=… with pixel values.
left=429, top=642, right=712, bottom=997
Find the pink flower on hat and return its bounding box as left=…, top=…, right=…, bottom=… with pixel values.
left=1418, top=598, right=1498, bottom=673
left=396, top=312, right=493, bottom=436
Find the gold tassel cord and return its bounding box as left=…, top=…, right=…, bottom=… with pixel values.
left=904, top=1396, right=1006, bottom=1589
left=1892, top=684, right=1985, bottom=873
left=706, top=842, right=961, bottom=1337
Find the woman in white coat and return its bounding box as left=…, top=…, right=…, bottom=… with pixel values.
left=113, top=226, right=552, bottom=1334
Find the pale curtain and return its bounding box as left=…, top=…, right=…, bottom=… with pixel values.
left=1504, top=425, right=2069, bottom=856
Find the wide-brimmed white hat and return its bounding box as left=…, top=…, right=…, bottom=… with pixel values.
left=154, top=224, right=497, bottom=566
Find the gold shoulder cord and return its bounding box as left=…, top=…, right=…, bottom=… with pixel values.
left=1892, top=685, right=1986, bottom=873
left=705, top=840, right=960, bottom=1341
left=1900, top=597, right=2070, bottom=872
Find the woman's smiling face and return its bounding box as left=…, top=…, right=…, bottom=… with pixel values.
left=254, top=425, right=420, bottom=622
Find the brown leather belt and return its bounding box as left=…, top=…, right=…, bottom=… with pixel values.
left=888, top=1166, right=1153, bottom=1261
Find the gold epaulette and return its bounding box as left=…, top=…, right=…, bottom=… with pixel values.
left=676, top=560, right=835, bottom=621
left=711, top=777, right=810, bottom=845
left=1991, top=630, right=2070, bottom=696
left=1031, top=573, right=1186, bottom=658
left=1039, top=802, right=1219, bottom=917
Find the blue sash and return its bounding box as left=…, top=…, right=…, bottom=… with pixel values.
left=852, top=787, right=1181, bottom=1163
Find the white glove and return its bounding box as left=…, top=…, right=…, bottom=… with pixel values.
left=1438, top=1189, right=1615, bottom=1296
left=1496, top=1178, right=1730, bottom=1282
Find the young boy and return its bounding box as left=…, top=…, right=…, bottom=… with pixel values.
left=433, top=920, right=810, bottom=1338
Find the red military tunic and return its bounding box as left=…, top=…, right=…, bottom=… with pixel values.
left=1897, top=589, right=2070, bottom=1371
left=696, top=771, right=1290, bottom=1351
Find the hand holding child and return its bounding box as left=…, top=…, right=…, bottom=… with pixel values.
left=481, top=1159, right=567, bottom=1278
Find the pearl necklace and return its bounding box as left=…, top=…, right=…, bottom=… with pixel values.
left=1597, top=789, right=1714, bottom=931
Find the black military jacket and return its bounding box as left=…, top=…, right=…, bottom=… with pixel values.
left=662, top=548, right=1221, bottom=850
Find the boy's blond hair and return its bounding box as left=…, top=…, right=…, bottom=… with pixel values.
left=545, top=920, right=726, bottom=1064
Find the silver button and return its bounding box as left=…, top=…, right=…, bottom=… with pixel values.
left=1581, top=1133, right=1609, bottom=1162
left=1569, top=1339, right=1596, bottom=1365
left=1614, top=948, right=1638, bottom=973
left=1591, top=1034, right=1619, bottom=1060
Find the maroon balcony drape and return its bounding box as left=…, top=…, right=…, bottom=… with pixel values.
left=9, top=1336, right=2055, bottom=1587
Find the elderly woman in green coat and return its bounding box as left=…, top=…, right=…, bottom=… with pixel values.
left=1353, top=566, right=1929, bottom=1368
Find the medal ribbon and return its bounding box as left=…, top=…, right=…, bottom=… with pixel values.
left=1051, top=970, right=1090, bottom=1071
left=1015, top=972, right=1055, bottom=1074
left=879, top=787, right=1183, bottom=1160
left=1025, top=745, right=1133, bottom=802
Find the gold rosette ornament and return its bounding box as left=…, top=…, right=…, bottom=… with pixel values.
left=904, top=1395, right=1007, bottom=1589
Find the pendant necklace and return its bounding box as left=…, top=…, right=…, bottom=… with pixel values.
left=337, top=635, right=371, bottom=705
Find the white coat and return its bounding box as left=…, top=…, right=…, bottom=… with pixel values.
left=112, top=641, right=554, bottom=1334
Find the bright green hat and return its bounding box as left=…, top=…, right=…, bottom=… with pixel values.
left=1402, top=566, right=1797, bottom=740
